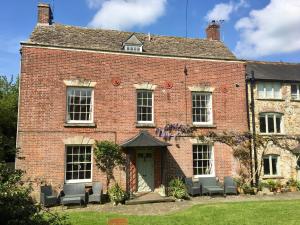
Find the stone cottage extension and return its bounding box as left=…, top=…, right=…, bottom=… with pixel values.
left=16, top=3, right=249, bottom=194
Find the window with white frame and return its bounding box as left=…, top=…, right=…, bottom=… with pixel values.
left=193, top=145, right=214, bottom=177
left=259, top=113, right=283, bottom=134
left=291, top=84, right=300, bottom=100
left=263, top=155, right=279, bottom=176
left=137, top=90, right=153, bottom=123
left=65, top=145, right=92, bottom=182
left=67, top=87, right=93, bottom=123
left=124, top=45, right=142, bottom=52
left=192, top=92, right=212, bottom=124
left=257, top=82, right=281, bottom=99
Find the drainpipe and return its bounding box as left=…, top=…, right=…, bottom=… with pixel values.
left=250, top=71, right=259, bottom=186
left=245, top=71, right=253, bottom=186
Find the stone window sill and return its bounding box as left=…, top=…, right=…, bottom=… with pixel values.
left=64, top=123, right=97, bottom=128
left=258, top=133, right=286, bottom=136
left=290, top=99, right=300, bottom=102
left=256, top=98, right=285, bottom=101
left=262, top=176, right=284, bottom=179
left=192, top=124, right=217, bottom=128
left=136, top=123, right=156, bottom=128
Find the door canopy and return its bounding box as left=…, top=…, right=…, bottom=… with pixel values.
left=121, top=130, right=171, bottom=148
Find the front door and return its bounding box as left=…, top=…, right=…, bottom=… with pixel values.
left=136, top=150, right=154, bottom=192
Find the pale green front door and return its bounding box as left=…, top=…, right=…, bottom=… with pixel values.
left=137, top=150, right=154, bottom=192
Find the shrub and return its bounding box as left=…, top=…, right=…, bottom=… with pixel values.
left=286, top=178, right=297, bottom=187
left=296, top=181, right=300, bottom=191
left=258, top=181, right=269, bottom=191
left=266, top=179, right=276, bottom=192
left=108, top=183, right=127, bottom=205
left=168, top=178, right=189, bottom=200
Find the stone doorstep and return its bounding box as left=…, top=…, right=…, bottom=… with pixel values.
left=125, top=192, right=175, bottom=205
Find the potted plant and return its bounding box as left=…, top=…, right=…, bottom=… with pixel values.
left=275, top=180, right=282, bottom=193
left=287, top=178, right=298, bottom=192
left=108, top=183, right=128, bottom=205
left=168, top=178, right=189, bottom=200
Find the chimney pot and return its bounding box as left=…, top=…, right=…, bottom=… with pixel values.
left=37, top=3, right=53, bottom=25
left=206, top=21, right=220, bottom=41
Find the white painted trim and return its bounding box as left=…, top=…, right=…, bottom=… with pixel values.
left=191, top=92, right=213, bottom=125
left=192, top=144, right=215, bottom=178
left=21, top=44, right=243, bottom=64
left=136, top=90, right=154, bottom=124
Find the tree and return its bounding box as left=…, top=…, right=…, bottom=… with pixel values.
left=94, top=141, right=125, bottom=189
left=0, top=163, right=69, bottom=225
left=0, top=75, right=18, bottom=162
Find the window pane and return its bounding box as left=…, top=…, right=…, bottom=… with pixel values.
left=259, top=115, right=266, bottom=133
left=192, top=93, right=211, bottom=123
left=276, top=116, right=281, bottom=133
left=268, top=115, right=274, bottom=133
left=257, top=83, right=265, bottom=98
left=137, top=91, right=153, bottom=122
left=266, top=83, right=273, bottom=98
left=192, top=145, right=213, bottom=176
left=291, top=84, right=298, bottom=99
left=263, top=158, right=270, bottom=175
left=271, top=156, right=278, bottom=175
left=274, top=83, right=281, bottom=98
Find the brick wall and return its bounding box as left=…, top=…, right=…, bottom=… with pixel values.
left=17, top=46, right=248, bottom=194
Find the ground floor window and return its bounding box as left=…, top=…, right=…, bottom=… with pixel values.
left=263, top=155, right=279, bottom=176
left=193, top=145, right=214, bottom=177
left=65, top=145, right=92, bottom=182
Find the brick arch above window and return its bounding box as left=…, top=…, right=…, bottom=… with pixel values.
left=133, top=83, right=157, bottom=90
left=63, top=79, right=97, bottom=87
left=63, top=136, right=95, bottom=145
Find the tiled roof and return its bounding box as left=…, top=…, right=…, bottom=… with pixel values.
left=23, top=24, right=236, bottom=60
left=246, top=62, right=300, bottom=81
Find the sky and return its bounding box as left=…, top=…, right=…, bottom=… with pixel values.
left=1, top=0, right=300, bottom=78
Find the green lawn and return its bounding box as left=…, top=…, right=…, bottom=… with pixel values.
left=65, top=200, right=300, bottom=225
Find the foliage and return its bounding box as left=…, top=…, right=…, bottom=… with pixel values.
left=258, top=181, right=269, bottom=191
left=155, top=123, right=195, bottom=140
left=168, top=178, right=189, bottom=199
left=0, top=163, right=69, bottom=225
left=94, top=141, right=125, bottom=189
left=0, top=76, right=19, bottom=162
left=108, top=183, right=127, bottom=205
left=296, top=181, right=300, bottom=191
left=241, top=183, right=255, bottom=194
left=286, top=178, right=298, bottom=187
left=266, top=179, right=277, bottom=192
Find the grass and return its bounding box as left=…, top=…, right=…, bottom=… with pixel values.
left=64, top=200, right=300, bottom=225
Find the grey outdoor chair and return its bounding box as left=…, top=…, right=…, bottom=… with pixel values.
left=224, top=176, right=238, bottom=195
left=185, top=177, right=201, bottom=196
left=199, top=177, right=225, bottom=196
left=40, top=185, right=58, bottom=207
left=88, top=182, right=103, bottom=204
left=61, top=183, right=86, bottom=207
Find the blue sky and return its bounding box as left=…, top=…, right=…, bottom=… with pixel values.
left=1, top=0, right=300, bottom=78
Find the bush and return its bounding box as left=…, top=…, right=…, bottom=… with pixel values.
left=297, top=181, right=300, bottom=191
left=266, top=179, right=277, bottom=192
left=108, top=183, right=127, bottom=205
left=258, top=181, right=269, bottom=191
left=0, top=163, right=69, bottom=225
left=286, top=178, right=298, bottom=187
left=168, top=178, right=189, bottom=200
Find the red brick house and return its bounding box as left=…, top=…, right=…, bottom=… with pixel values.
left=16, top=3, right=248, bottom=194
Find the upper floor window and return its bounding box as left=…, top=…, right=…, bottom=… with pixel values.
left=67, top=87, right=93, bottom=123
left=291, top=84, right=300, bottom=100
left=65, top=145, right=92, bottom=183
left=124, top=45, right=142, bottom=52
left=193, top=145, right=214, bottom=177
left=257, top=82, right=281, bottom=99
left=263, top=155, right=279, bottom=176
left=192, top=92, right=212, bottom=124
left=137, top=90, right=153, bottom=123
left=259, top=113, right=283, bottom=134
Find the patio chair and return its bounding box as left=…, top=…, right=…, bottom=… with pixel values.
left=224, top=176, right=237, bottom=195
left=88, top=182, right=103, bottom=204
left=199, top=177, right=225, bottom=196
left=185, top=177, right=201, bottom=196
left=61, top=183, right=86, bottom=207
left=40, top=185, right=58, bottom=207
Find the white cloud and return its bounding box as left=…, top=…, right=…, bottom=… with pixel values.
left=87, top=0, right=167, bottom=30
left=205, top=0, right=248, bottom=22
left=235, top=0, right=300, bottom=58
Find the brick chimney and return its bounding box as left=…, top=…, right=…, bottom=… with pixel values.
left=206, top=20, right=220, bottom=41
left=37, top=3, right=53, bottom=25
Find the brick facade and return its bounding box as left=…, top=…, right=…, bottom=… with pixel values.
left=17, top=46, right=248, bottom=196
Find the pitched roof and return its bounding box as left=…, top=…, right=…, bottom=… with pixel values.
left=121, top=130, right=171, bottom=148
left=23, top=24, right=236, bottom=60
left=246, top=62, right=300, bottom=81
